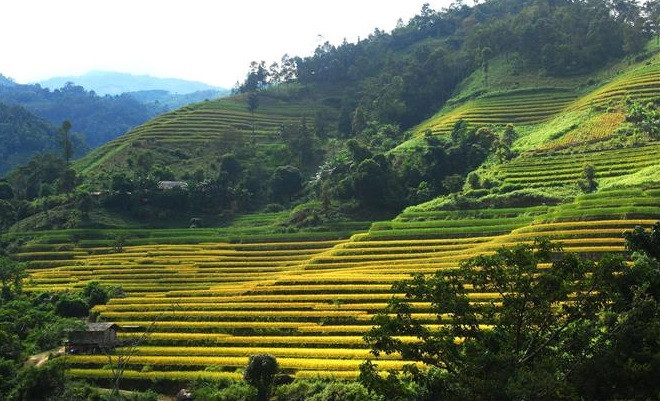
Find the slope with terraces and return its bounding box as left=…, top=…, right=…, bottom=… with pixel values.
left=75, top=88, right=330, bottom=178
left=407, top=50, right=659, bottom=139
left=6, top=47, right=660, bottom=384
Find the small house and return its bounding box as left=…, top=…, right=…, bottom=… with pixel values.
left=65, top=322, right=119, bottom=354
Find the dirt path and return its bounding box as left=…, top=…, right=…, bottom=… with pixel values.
left=25, top=346, right=65, bottom=367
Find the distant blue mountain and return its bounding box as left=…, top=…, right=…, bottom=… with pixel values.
left=0, top=74, right=17, bottom=87
left=38, top=71, right=224, bottom=95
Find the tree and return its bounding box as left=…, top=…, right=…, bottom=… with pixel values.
left=279, top=118, right=316, bottom=167
left=54, top=294, right=89, bottom=318
left=578, top=163, right=598, bottom=193
left=270, top=165, right=302, bottom=203
left=441, top=174, right=463, bottom=193
left=58, top=120, right=73, bottom=164
left=363, top=238, right=659, bottom=400
left=9, top=359, right=68, bottom=401
left=56, top=168, right=78, bottom=194
left=0, top=257, right=26, bottom=302
left=481, top=47, right=493, bottom=87
left=247, top=91, right=259, bottom=139
left=243, top=354, right=279, bottom=401
left=626, top=100, right=660, bottom=139
left=0, top=181, right=13, bottom=200
left=624, top=221, right=660, bottom=260
left=75, top=191, right=94, bottom=218
left=219, top=153, right=241, bottom=183
left=82, top=281, right=110, bottom=307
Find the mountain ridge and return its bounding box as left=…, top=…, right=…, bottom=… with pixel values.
left=38, top=70, right=226, bottom=96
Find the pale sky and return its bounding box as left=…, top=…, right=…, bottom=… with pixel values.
left=1, top=0, right=454, bottom=88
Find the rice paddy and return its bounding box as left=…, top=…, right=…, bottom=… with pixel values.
left=10, top=53, right=660, bottom=383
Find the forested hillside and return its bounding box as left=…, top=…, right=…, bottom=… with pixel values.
left=0, top=103, right=81, bottom=176
left=0, top=81, right=160, bottom=148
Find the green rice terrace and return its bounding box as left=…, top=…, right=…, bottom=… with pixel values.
left=75, top=87, right=329, bottom=178
left=409, top=51, right=660, bottom=138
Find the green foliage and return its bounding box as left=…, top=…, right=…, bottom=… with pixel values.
left=625, top=221, right=660, bottom=260
left=82, top=281, right=110, bottom=307
left=0, top=256, right=26, bottom=302
left=626, top=99, right=660, bottom=138
left=578, top=163, right=598, bottom=193
left=9, top=358, right=68, bottom=401
left=210, top=383, right=257, bottom=401
left=364, top=234, right=660, bottom=400
left=278, top=118, right=318, bottom=168
left=6, top=154, right=69, bottom=201
left=307, top=381, right=377, bottom=401
left=0, top=81, right=160, bottom=148
left=54, top=294, right=89, bottom=318
left=0, top=103, right=59, bottom=176
left=275, top=379, right=327, bottom=401
left=270, top=166, right=302, bottom=203
left=243, top=354, right=279, bottom=401
left=58, top=121, right=74, bottom=164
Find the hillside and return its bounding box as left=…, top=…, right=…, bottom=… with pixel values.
left=7, top=41, right=659, bottom=384
left=38, top=71, right=223, bottom=96
left=1, top=0, right=659, bottom=397
left=78, top=88, right=324, bottom=168
left=125, top=89, right=228, bottom=111
left=0, top=80, right=160, bottom=148
left=0, top=102, right=60, bottom=175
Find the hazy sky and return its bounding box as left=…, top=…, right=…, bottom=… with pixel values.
left=1, top=0, right=455, bottom=88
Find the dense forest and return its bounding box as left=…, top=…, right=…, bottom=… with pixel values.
left=0, top=103, right=88, bottom=176
left=0, top=81, right=159, bottom=148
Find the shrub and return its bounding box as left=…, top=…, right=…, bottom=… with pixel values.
left=54, top=295, right=89, bottom=318
left=210, top=383, right=256, bottom=401
left=307, top=382, right=378, bottom=401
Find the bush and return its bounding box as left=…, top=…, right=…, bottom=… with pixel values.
left=307, top=382, right=378, bottom=401
left=9, top=359, right=68, bottom=401
left=275, top=379, right=327, bottom=401
left=82, top=281, right=109, bottom=307
left=210, top=383, right=256, bottom=401
left=54, top=295, right=89, bottom=318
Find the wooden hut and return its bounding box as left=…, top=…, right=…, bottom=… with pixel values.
left=65, top=322, right=119, bottom=354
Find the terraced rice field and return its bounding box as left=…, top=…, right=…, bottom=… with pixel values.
left=76, top=94, right=319, bottom=176
left=12, top=185, right=659, bottom=382
left=12, top=53, right=660, bottom=384
left=496, top=142, right=660, bottom=188
left=538, top=111, right=625, bottom=151
left=413, top=57, right=659, bottom=136
left=415, top=88, right=578, bottom=135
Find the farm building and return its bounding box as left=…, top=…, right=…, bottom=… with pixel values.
left=65, top=322, right=119, bottom=353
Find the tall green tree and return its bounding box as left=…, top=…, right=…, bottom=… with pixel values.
left=243, top=354, right=279, bottom=401
left=58, top=120, right=73, bottom=164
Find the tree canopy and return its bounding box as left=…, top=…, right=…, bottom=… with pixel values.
left=362, top=227, right=660, bottom=400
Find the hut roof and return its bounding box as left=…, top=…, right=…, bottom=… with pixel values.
left=85, top=322, right=119, bottom=332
